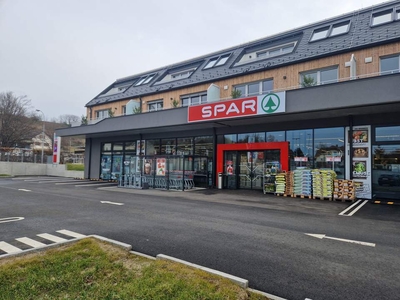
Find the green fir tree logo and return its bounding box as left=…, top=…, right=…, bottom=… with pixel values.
left=261, top=93, right=280, bottom=113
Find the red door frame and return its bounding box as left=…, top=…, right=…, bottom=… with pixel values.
left=216, top=142, right=289, bottom=185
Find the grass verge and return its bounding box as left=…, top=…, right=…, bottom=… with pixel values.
left=66, top=163, right=84, bottom=171
left=0, top=238, right=269, bottom=300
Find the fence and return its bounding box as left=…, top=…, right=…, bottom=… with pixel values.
left=0, top=151, right=50, bottom=163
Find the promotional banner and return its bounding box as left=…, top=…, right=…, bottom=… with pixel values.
left=346, top=125, right=371, bottom=199
left=52, top=133, right=61, bottom=164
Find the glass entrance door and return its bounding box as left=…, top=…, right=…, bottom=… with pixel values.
left=238, top=151, right=264, bottom=190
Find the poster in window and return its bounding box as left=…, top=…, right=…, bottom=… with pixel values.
left=352, top=160, right=367, bottom=179
left=156, top=158, right=166, bottom=176
left=352, top=128, right=368, bottom=146
left=136, top=140, right=145, bottom=155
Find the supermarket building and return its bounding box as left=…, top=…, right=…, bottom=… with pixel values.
left=56, top=1, right=400, bottom=200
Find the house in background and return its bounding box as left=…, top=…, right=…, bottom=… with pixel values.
left=57, top=1, right=400, bottom=200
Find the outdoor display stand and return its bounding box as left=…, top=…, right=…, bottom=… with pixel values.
left=263, top=161, right=280, bottom=194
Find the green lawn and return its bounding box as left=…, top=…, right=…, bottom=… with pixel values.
left=0, top=238, right=269, bottom=300
left=66, top=163, right=84, bottom=171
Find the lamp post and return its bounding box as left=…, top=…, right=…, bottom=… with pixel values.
left=36, top=109, right=45, bottom=164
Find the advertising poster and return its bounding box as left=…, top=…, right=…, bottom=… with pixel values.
left=226, top=160, right=234, bottom=175
left=346, top=126, right=371, bottom=199
left=156, top=158, right=166, bottom=176
left=144, top=159, right=152, bottom=175
left=136, top=140, right=145, bottom=155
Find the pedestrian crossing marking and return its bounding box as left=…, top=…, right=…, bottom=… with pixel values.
left=37, top=233, right=68, bottom=243
left=0, top=241, right=22, bottom=254
left=57, top=229, right=86, bottom=239
left=16, top=237, right=46, bottom=248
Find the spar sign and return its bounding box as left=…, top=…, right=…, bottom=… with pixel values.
left=187, top=92, right=285, bottom=122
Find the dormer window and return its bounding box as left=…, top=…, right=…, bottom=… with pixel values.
left=309, top=20, right=351, bottom=42
left=310, top=27, right=329, bottom=42
left=330, top=21, right=350, bottom=37
left=135, top=74, right=156, bottom=86
left=371, top=9, right=393, bottom=26
left=204, top=53, right=231, bottom=69
left=171, top=69, right=194, bottom=79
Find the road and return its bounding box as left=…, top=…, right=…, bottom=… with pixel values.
left=0, top=177, right=399, bottom=300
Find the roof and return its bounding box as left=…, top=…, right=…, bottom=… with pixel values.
left=85, top=0, right=400, bottom=108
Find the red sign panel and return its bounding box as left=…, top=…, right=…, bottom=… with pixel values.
left=188, top=97, right=258, bottom=122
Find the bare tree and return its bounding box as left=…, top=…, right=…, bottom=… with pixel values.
left=57, top=114, right=80, bottom=126
left=0, top=92, right=37, bottom=149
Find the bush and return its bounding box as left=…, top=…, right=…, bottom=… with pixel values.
left=66, top=163, right=84, bottom=171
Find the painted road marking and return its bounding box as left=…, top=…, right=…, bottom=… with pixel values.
left=76, top=182, right=117, bottom=187
left=0, top=217, right=24, bottom=224
left=57, top=229, right=86, bottom=239
left=305, top=233, right=376, bottom=247
left=0, top=241, right=22, bottom=254
left=100, top=201, right=124, bottom=206
left=37, top=233, right=68, bottom=243
left=16, top=237, right=46, bottom=248
left=18, top=189, right=31, bottom=192
left=339, top=200, right=368, bottom=216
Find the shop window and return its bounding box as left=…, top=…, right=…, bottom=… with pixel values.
left=375, top=126, right=400, bottom=142
left=181, top=93, right=207, bottom=107
left=300, top=67, right=338, bottom=87
left=113, top=143, right=123, bottom=151
left=224, top=134, right=237, bottom=144
left=146, top=139, right=160, bottom=155
left=234, top=79, right=274, bottom=97
left=177, top=138, right=193, bottom=155
left=161, top=138, right=176, bottom=155
left=125, top=142, right=136, bottom=151
left=380, top=55, right=399, bottom=75
left=371, top=9, right=393, bottom=26
left=195, top=136, right=213, bottom=157
left=266, top=131, right=285, bottom=142
left=314, top=127, right=345, bottom=178
left=287, top=129, right=313, bottom=170
left=148, top=100, right=164, bottom=112
left=102, top=143, right=112, bottom=151
left=238, top=132, right=265, bottom=143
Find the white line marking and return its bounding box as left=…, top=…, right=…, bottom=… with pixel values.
left=56, top=230, right=86, bottom=239
left=16, top=237, right=46, bottom=248
left=305, top=233, right=376, bottom=247
left=347, top=200, right=368, bottom=216
left=18, top=189, right=31, bottom=192
left=0, top=241, right=22, bottom=254
left=77, top=183, right=117, bottom=187
left=37, top=233, right=68, bottom=243
left=100, top=201, right=124, bottom=206
left=339, top=199, right=361, bottom=215
left=0, top=217, right=24, bottom=224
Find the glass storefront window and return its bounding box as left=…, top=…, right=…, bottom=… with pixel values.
left=376, top=126, right=400, bottom=142
left=287, top=129, right=313, bottom=169
left=177, top=138, right=193, bottom=155
left=146, top=139, right=160, bottom=155
left=224, top=134, right=237, bottom=144
left=266, top=131, right=285, bottom=142
left=102, top=143, right=112, bottom=151
left=161, top=138, right=176, bottom=155
left=238, top=132, right=265, bottom=143
left=100, top=153, right=112, bottom=180
left=125, top=142, right=136, bottom=151
left=113, top=142, right=123, bottom=151
left=195, top=136, right=213, bottom=157
left=314, top=127, right=345, bottom=178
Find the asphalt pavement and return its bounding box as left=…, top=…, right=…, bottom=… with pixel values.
left=1, top=177, right=399, bottom=300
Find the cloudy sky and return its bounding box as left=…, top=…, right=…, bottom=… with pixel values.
left=0, top=0, right=389, bottom=120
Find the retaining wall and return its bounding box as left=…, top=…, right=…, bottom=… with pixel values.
left=0, top=162, right=84, bottom=178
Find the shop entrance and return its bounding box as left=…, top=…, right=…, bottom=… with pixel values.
left=224, top=150, right=280, bottom=189
left=217, top=142, right=289, bottom=190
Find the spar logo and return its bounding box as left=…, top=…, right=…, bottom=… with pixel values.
left=261, top=93, right=280, bottom=113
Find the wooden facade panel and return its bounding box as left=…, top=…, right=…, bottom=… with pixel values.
left=87, top=42, right=400, bottom=119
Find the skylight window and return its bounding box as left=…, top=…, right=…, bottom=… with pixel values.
left=330, top=21, right=350, bottom=37
left=99, top=84, right=131, bottom=97
left=204, top=53, right=231, bottom=69
left=371, top=9, right=393, bottom=26
left=135, top=74, right=156, bottom=86
left=310, top=27, right=329, bottom=41
left=171, top=69, right=194, bottom=79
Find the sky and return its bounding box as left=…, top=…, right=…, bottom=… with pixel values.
left=0, top=0, right=391, bottom=120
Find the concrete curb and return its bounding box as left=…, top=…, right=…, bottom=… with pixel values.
left=248, top=288, right=287, bottom=300
left=156, top=253, right=249, bottom=289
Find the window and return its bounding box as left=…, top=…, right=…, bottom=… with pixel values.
left=300, top=67, right=338, bottom=87
left=181, top=93, right=207, bottom=107
left=309, top=21, right=350, bottom=42
left=135, top=74, right=156, bottom=86
left=371, top=9, right=393, bottom=26
left=310, top=27, right=329, bottom=42
left=156, top=66, right=199, bottom=84
left=147, top=100, right=164, bottom=112
left=234, top=79, right=274, bottom=96
left=96, top=109, right=109, bottom=119
left=397, top=7, right=400, bottom=20
left=380, top=55, right=399, bottom=75
left=235, top=42, right=297, bottom=66
left=99, top=84, right=131, bottom=97
left=330, top=21, right=350, bottom=37
left=376, top=126, right=400, bottom=142
left=204, top=53, right=231, bottom=69
left=122, top=106, right=126, bottom=115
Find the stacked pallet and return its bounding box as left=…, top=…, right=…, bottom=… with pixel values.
left=275, top=172, right=286, bottom=195
left=333, top=179, right=356, bottom=201
left=312, top=170, right=336, bottom=199
left=285, top=171, right=294, bottom=195
left=292, top=169, right=312, bottom=197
